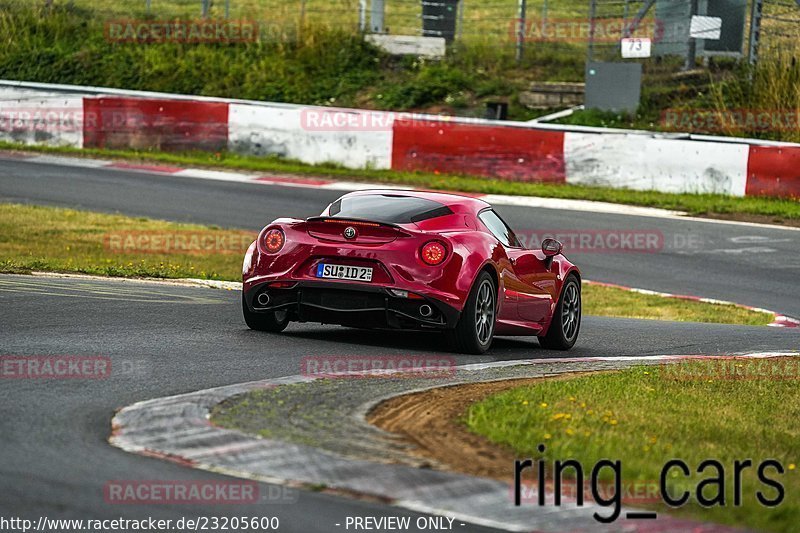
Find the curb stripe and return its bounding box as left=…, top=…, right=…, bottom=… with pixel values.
left=253, top=175, right=335, bottom=186
left=106, top=162, right=184, bottom=173
left=110, top=352, right=795, bottom=533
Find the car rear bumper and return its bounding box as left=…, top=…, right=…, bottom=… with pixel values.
left=243, top=280, right=460, bottom=330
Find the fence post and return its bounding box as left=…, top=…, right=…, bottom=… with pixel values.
left=748, top=0, right=763, bottom=69
left=516, top=0, right=527, bottom=63
left=145, top=0, right=151, bottom=15
left=588, top=0, right=597, bottom=63
left=542, top=0, right=548, bottom=29
left=457, top=0, right=465, bottom=42
left=684, top=0, right=698, bottom=70
left=201, top=0, right=210, bottom=18
left=225, top=0, right=230, bottom=19
left=359, top=0, right=367, bottom=32
left=371, top=0, right=385, bottom=33
left=299, top=0, right=307, bottom=39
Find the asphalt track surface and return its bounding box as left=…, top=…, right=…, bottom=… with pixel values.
left=1, top=157, right=799, bottom=316
left=1, top=156, right=799, bottom=532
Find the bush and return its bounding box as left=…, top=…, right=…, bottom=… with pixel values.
left=709, top=54, right=800, bottom=142
left=0, top=4, right=382, bottom=107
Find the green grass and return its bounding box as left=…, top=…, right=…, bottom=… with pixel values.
left=465, top=361, right=800, bottom=532
left=0, top=203, right=775, bottom=326
left=709, top=55, right=800, bottom=144
left=0, top=203, right=254, bottom=279
left=0, top=6, right=382, bottom=108
left=4, top=0, right=796, bottom=132
left=4, top=142, right=800, bottom=223
left=583, top=284, right=772, bottom=326
left=0, top=1, right=560, bottom=119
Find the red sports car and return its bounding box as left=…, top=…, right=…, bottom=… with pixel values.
left=242, top=190, right=581, bottom=354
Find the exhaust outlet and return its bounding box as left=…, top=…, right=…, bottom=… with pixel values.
left=419, top=305, right=433, bottom=318
left=256, top=293, right=271, bottom=307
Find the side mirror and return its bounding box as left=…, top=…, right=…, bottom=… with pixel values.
left=542, top=238, right=563, bottom=257
left=541, top=238, right=563, bottom=270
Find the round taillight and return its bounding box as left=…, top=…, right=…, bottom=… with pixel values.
left=420, top=241, right=447, bottom=266
left=264, top=229, right=285, bottom=253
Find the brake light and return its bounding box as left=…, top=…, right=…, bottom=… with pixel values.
left=420, top=241, right=447, bottom=266
left=264, top=229, right=285, bottom=253
left=321, top=219, right=380, bottom=227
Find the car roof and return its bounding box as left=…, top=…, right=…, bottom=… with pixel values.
left=338, top=189, right=491, bottom=214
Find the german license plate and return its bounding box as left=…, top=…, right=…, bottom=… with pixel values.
left=316, top=264, right=373, bottom=282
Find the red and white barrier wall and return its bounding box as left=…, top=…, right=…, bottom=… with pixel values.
left=563, top=132, right=750, bottom=195
left=228, top=104, right=394, bottom=169
left=0, top=81, right=797, bottom=199
left=392, top=119, right=566, bottom=182
left=0, top=95, right=84, bottom=148
left=83, top=97, right=229, bottom=152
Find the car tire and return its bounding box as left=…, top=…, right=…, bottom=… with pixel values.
left=445, top=271, right=496, bottom=355
left=242, top=293, right=290, bottom=333
left=538, top=274, right=581, bottom=350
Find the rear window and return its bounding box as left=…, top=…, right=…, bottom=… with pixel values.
left=328, top=194, right=453, bottom=224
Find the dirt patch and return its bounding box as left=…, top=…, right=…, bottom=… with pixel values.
left=368, top=377, right=552, bottom=481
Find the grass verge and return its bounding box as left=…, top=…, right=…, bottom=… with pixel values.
left=0, top=203, right=253, bottom=280
left=0, top=203, right=775, bottom=325
left=3, top=142, right=800, bottom=224
left=582, top=284, right=771, bottom=326
left=465, top=360, right=800, bottom=532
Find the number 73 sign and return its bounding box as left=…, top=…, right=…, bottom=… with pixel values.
left=621, top=37, right=652, bottom=58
